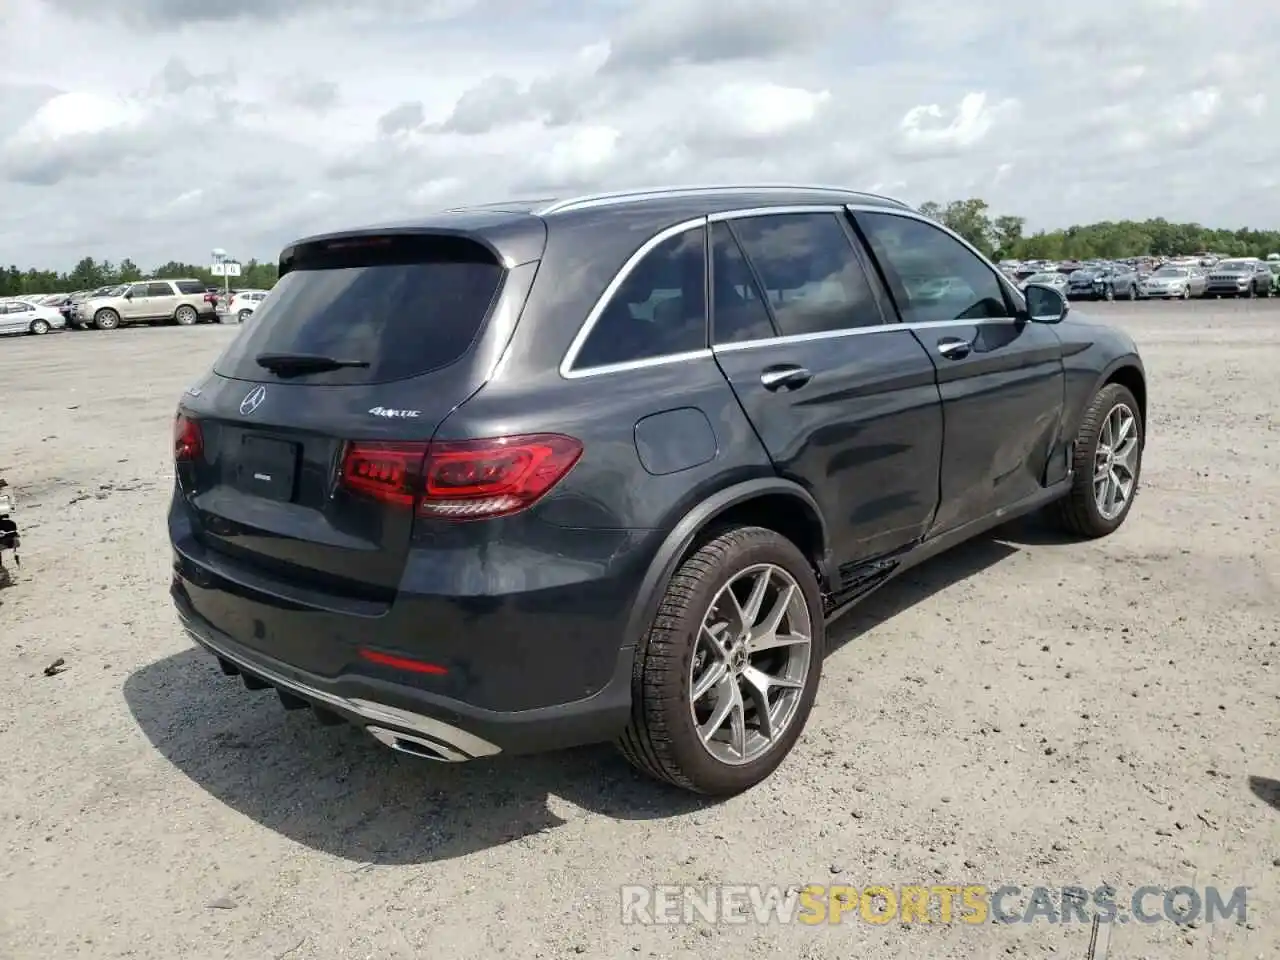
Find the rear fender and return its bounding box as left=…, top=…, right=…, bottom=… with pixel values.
left=623, top=478, right=831, bottom=651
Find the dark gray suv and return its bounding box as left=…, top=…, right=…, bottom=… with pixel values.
left=169, top=184, right=1147, bottom=796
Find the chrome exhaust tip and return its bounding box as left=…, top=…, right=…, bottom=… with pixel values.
left=365, top=725, right=470, bottom=762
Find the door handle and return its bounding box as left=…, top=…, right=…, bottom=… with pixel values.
left=760, top=364, right=812, bottom=391
left=936, top=337, right=972, bottom=360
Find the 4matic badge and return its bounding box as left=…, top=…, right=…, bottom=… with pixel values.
left=368, top=406, right=421, bottom=419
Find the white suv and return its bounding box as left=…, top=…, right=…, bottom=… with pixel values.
left=228, top=290, right=270, bottom=323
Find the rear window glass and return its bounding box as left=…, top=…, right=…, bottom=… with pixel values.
left=213, top=235, right=504, bottom=384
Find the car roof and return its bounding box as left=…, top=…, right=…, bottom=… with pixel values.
left=282, top=184, right=914, bottom=267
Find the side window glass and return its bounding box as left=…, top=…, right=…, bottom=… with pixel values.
left=128, top=283, right=149, bottom=298
left=710, top=222, right=775, bottom=344
left=147, top=282, right=174, bottom=297
left=573, top=225, right=706, bottom=370
left=856, top=212, right=1011, bottom=323
left=730, top=213, right=884, bottom=336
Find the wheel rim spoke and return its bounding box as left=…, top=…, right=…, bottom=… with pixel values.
left=689, top=562, right=813, bottom=766
left=1093, top=403, right=1139, bottom=521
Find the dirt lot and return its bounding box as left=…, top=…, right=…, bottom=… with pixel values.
left=1, top=300, right=1277, bottom=960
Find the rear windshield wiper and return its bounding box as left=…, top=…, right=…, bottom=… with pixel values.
left=255, top=352, right=371, bottom=376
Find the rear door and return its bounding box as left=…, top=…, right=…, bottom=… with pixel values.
left=146, top=281, right=179, bottom=319
left=0, top=302, right=26, bottom=334
left=709, top=211, right=944, bottom=570
left=851, top=208, right=1065, bottom=535
left=175, top=232, right=516, bottom=601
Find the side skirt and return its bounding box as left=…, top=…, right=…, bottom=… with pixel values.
left=822, top=474, right=1073, bottom=626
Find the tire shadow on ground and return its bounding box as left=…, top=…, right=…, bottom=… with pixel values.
left=1248, top=776, right=1280, bottom=812
left=123, top=531, right=1026, bottom=866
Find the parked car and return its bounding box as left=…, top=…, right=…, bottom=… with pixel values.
left=170, top=184, right=1147, bottom=796
left=1018, top=271, right=1069, bottom=297
left=0, top=298, right=66, bottom=335
left=1140, top=265, right=1207, bottom=299
left=74, top=279, right=219, bottom=329
left=1204, top=259, right=1273, bottom=298
left=1264, top=261, right=1280, bottom=293
left=1066, top=264, right=1140, bottom=301
left=228, top=290, right=269, bottom=323
left=65, top=286, right=121, bottom=328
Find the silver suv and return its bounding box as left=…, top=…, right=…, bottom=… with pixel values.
left=75, top=279, right=217, bottom=330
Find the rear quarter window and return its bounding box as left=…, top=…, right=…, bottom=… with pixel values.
left=175, top=281, right=205, bottom=295
left=571, top=225, right=706, bottom=371
left=213, top=235, right=504, bottom=384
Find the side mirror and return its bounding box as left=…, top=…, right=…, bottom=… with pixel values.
left=1024, top=283, right=1069, bottom=323
left=123, top=290, right=133, bottom=299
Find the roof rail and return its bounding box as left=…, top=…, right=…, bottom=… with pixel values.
left=535, top=184, right=910, bottom=217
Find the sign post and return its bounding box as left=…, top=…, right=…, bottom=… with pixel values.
left=210, top=258, right=241, bottom=303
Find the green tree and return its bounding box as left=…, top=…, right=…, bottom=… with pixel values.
left=4, top=209, right=1280, bottom=299
left=992, top=215, right=1025, bottom=259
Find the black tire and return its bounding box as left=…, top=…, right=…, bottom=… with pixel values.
left=93, top=308, right=119, bottom=330
left=1248, top=283, right=1257, bottom=299
left=1103, top=285, right=1114, bottom=301
left=29, top=319, right=50, bottom=335
left=617, top=525, right=825, bottom=796
left=1180, top=286, right=1190, bottom=300
left=238, top=309, right=252, bottom=323
left=1049, top=383, right=1143, bottom=538
left=1127, top=283, right=1137, bottom=301
left=174, top=304, right=198, bottom=326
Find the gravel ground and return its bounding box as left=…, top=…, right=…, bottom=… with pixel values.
left=1, top=300, right=1277, bottom=960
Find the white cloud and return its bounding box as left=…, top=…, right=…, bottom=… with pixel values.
left=0, top=0, right=1277, bottom=269
left=704, top=82, right=831, bottom=139
left=896, top=92, right=1018, bottom=159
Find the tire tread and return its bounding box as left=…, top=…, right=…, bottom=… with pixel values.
left=617, top=525, right=816, bottom=794
left=1050, top=383, right=1141, bottom=538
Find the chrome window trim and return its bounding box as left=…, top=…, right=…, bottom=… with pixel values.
left=713, top=317, right=1018, bottom=354
left=561, top=204, right=1040, bottom=379
left=559, top=216, right=708, bottom=379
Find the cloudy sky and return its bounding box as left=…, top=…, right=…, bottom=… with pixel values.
left=0, top=0, right=1275, bottom=271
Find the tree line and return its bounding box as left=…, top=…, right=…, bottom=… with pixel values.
left=916, top=200, right=1280, bottom=262
left=0, top=256, right=279, bottom=298
left=3, top=201, right=1280, bottom=298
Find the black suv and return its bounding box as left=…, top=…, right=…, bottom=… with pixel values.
left=169, top=185, right=1147, bottom=796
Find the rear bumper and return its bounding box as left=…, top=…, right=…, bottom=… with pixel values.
left=174, top=582, right=635, bottom=758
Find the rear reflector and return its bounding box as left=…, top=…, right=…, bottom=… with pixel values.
left=358, top=648, right=448, bottom=675
left=174, top=413, right=203, bottom=462
left=338, top=433, right=582, bottom=521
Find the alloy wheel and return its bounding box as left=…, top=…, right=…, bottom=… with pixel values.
left=688, top=563, right=812, bottom=766
left=1094, top=403, right=1139, bottom=521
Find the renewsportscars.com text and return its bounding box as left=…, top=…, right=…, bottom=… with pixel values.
left=620, top=883, right=1249, bottom=926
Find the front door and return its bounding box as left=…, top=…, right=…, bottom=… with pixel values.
left=851, top=208, right=1065, bottom=534
left=120, top=283, right=150, bottom=321
left=707, top=212, right=944, bottom=571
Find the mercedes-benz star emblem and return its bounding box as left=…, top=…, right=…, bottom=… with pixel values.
left=239, top=386, right=267, bottom=415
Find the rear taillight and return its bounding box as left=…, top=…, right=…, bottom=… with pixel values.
left=340, top=441, right=428, bottom=506
left=420, top=434, right=583, bottom=520
left=338, top=434, right=582, bottom=521
left=174, top=413, right=203, bottom=462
